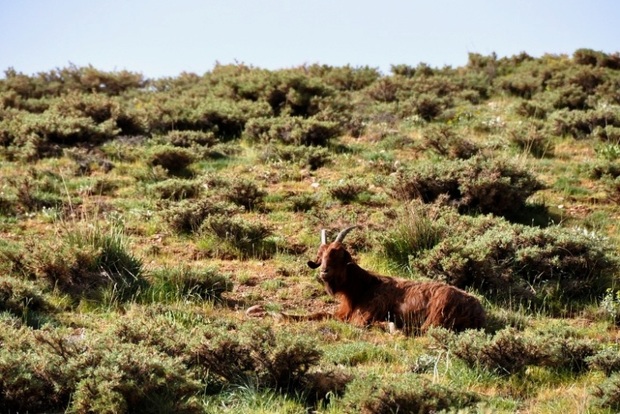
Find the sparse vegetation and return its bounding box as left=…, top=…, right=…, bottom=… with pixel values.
left=2, top=50, right=620, bottom=412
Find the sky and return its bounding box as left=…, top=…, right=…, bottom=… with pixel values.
left=1, top=0, right=619, bottom=79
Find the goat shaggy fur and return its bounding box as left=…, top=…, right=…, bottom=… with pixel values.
left=307, top=227, right=485, bottom=335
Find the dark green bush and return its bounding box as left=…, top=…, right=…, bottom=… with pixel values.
left=145, top=145, right=196, bottom=176
left=287, top=193, right=319, bottom=212
left=590, top=161, right=620, bottom=180
left=593, top=125, right=620, bottom=143
left=515, top=99, right=552, bottom=119
left=201, top=216, right=274, bottom=259
left=413, top=213, right=618, bottom=307
left=157, top=130, right=218, bottom=148
left=343, top=373, right=479, bottom=414
left=573, top=49, right=620, bottom=69
left=402, top=93, right=450, bottom=121
left=163, top=199, right=241, bottom=234
left=506, top=123, right=555, bottom=158
left=532, top=326, right=598, bottom=373
left=391, top=157, right=544, bottom=219
left=365, top=77, right=399, bottom=102
left=0, top=193, right=17, bottom=216
left=435, top=328, right=536, bottom=376
left=9, top=175, right=65, bottom=213
left=259, top=144, right=331, bottom=170
left=0, top=276, right=50, bottom=326
left=192, top=327, right=323, bottom=393
left=592, top=374, right=620, bottom=411
left=0, top=90, right=142, bottom=159
left=70, top=342, right=202, bottom=414
left=0, top=321, right=203, bottom=413
left=307, top=64, right=380, bottom=91
left=433, top=325, right=596, bottom=376
left=145, top=94, right=267, bottom=139
left=328, top=179, right=369, bottom=204
left=210, top=66, right=332, bottom=116
left=550, top=107, right=620, bottom=139
left=588, top=347, right=620, bottom=376
left=244, top=116, right=340, bottom=146
left=0, top=325, right=75, bottom=412
left=390, top=64, right=417, bottom=77
left=0, top=110, right=115, bottom=160
left=224, top=179, right=267, bottom=211
left=148, top=178, right=201, bottom=200
left=419, top=124, right=480, bottom=159
left=498, top=72, right=542, bottom=99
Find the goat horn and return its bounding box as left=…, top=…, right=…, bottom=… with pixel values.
left=334, top=225, right=358, bottom=243
left=320, top=229, right=327, bottom=244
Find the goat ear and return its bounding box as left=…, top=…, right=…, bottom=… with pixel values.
left=307, top=260, right=320, bottom=269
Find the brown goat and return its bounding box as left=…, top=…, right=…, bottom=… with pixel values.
left=307, top=226, right=486, bottom=335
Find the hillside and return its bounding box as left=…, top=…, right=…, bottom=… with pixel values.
left=1, top=49, right=620, bottom=413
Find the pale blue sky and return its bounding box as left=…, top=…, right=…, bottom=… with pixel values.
left=1, top=1, right=618, bottom=79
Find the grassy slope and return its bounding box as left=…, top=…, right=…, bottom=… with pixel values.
left=1, top=53, right=620, bottom=412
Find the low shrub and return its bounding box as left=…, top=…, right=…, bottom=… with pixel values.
left=163, top=199, right=241, bottom=234
left=432, top=326, right=596, bottom=376
left=435, top=328, right=537, bottom=376
left=259, top=144, right=331, bottom=170
left=533, top=326, right=598, bottom=373
left=0, top=322, right=203, bottom=413
left=200, top=215, right=275, bottom=259
left=192, top=327, right=326, bottom=394
left=244, top=116, right=340, bottom=146
left=0, top=325, right=75, bottom=413
left=550, top=106, right=620, bottom=139
left=419, top=124, right=480, bottom=159
left=498, top=72, right=542, bottom=99
left=148, top=178, right=201, bottom=200
left=328, top=179, right=369, bottom=204
left=0, top=276, right=50, bottom=326
left=401, top=93, right=451, bottom=121
left=593, top=126, right=620, bottom=143
left=223, top=179, right=267, bottom=211
left=145, top=145, right=196, bottom=176
left=592, top=374, right=620, bottom=411
left=70, top=341, right=202, bottom=414
left=515, top=99, right=551, bottom=119
left=365, top=77, right=399, bottom=102
left=506, top=123, right=555, bottom=158
left=380, top=205, right=618, bottom=308
left=391, top=156, right=544, bottom=219
left=588, top=346, right=620, bottom=376
left=157, top=130, right=218, bottom=148
left=573, top=48, right=620, bottom=69
left=12, top=176, right=65, bottom=213
left=145, top=95, right=263, bottom=139
left=600, top=289, right=620, bottom=325
left=342, top=373, right=479, bottom=414
left=287, top=193, right=319, bottom=212
left=0, top=92, right=133, bottom=159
